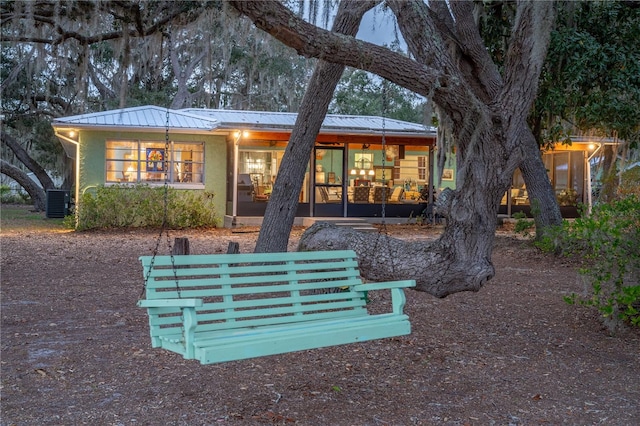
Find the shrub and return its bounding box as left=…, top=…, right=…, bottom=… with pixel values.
left=539, top=196, right=640, bottom=331
left=511, top=211, right=535, bottom=235
left=618, top=166, right=640, bottom=198
left=0, top=185, right=30, bottom=204
left=76, top=184, right=218, bottom=230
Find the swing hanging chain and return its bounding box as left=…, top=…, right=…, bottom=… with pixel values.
left=367, top=79, right=397, bottom=278
left=380, top=80, right=387, bottom=226
left=164, top=106, right=182, bottom=299
left=140, top=29, right=181, bottom=300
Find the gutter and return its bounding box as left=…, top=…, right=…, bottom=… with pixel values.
left=54, top=130, right=80, bottom=228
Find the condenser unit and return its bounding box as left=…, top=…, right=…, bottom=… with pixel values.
left=46, top=189, right=70, bottom=218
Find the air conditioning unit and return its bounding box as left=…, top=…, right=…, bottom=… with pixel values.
left=46, top=189, right=70, bottom=218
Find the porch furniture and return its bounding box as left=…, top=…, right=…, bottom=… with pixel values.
left=253, top=185, right=269, bottom=201
left=317, top=186, right=341, bottom=203
left=390, top=186, right=404, bottom=202
left=404, top=190, right=421, bottom=200
left=353, top=186, right=371, bottom=203
left=373, top=186, right=391, bottom=203
left=138, top=250, right=415, bottom=365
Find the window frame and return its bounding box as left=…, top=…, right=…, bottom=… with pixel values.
left=105, top=139, right=205, bottom=188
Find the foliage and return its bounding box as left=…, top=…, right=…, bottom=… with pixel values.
left=330, top=69, right=426, bottom=123
left=532, top=1, right=640, bottom=148
left=477, top=1, right=517, bottom=71
left=618, top=166, right=640, bottom=198
left=1, top=0, right=315, bottom=201
left=538, top=197, right=640, bottom=330
left=511, top=211, right=534, bottom=235
left=75, top=184, right=218, bottom=230
left=0, top=184, right=30, bottom=204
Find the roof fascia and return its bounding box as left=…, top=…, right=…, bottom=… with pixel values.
left=51, top=123, right=228, bottom=136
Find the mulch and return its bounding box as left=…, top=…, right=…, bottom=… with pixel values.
left=1, top=222, right=639, bottom=425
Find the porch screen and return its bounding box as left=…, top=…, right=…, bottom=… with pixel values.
left=105, top=140, right=204, bottom=184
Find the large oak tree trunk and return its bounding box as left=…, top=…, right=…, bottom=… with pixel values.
left=233, top=1, right=560, bottom=296
left=299, top=116, right=510, bottom=297
left=1, top=130, right=56, bottom=191
left=0, top=160, right=46, bottom=211
left=518, top=128, right=564, bottom=233
left=254, top=1, right=379, bottom=253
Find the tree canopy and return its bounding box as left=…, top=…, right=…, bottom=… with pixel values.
left=1, top=0, right=317, bottom=200
left=533, top=1, right=640, bottom=147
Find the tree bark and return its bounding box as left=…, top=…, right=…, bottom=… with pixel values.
left=1, top=129, right=56, bottom=191
left=298, top=222, right=491, bottom=298
left=233, top=0, right=561, bottom=296
left=0, top=160, right=46, bottom=211
left=253, top=0, right=379, bottom=253
left=599, top=145, right=618, bottom=202
left=232, top=0, right=561, bottom=226
left=518, top=127, right=563, bottom=234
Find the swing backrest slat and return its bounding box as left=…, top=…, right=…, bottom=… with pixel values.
left=140, top=250, right=366, bottom=334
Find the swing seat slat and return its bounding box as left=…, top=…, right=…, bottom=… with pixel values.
left=138, top=250, right=415, bottom=364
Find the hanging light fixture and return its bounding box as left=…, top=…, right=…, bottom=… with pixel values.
left=352, top=144, right=374, bottom=177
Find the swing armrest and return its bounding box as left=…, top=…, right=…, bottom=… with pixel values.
left=137, top=299, right=203, bottom=308
left=353, top=280, right=415, bottom=316
left=352, top=280, right=416, bottom=292
left=138, top=298, right=201, bottom=360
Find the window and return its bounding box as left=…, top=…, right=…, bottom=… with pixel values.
left=417, top=156, right=427, bottom=180
left=106, top=140, right=204, bottom=184
left=503, top=151, right=585, bottom=206
left=397, top=155, right=427, bottom=185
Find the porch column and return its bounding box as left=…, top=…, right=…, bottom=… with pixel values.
left=232, top=137, right=239, bottom=218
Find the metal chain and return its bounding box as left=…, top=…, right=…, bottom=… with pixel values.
left=164, top=107, right=182, bottom=299
left=370, top=80, right=396, bottom=278
left=380, top=80, right=387, bottom=226
left=140, top=31, right=180, bottom=299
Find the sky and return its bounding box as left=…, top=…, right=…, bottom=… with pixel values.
left=356, top=5, right=406, bottom=49
left=299, top=1, right=406, bottom=49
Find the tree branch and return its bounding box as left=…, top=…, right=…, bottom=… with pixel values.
left=1, top=129, right=56, bottom=191
left=0, top=159, right=46, bottom=211
left=501, top=1, right=556, bottom=118
left=448, top=1, right=503, bottom=101
left=228, top=0, right=446, bottom=101
left=2, top=1, right=206, bottom=46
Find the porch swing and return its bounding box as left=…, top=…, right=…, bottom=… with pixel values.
left=137, top=105, right=416, bottom=365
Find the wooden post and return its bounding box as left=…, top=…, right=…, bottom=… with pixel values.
left=227, top=242, right=240, bottom=254
left=172, top=237, right=190, bottom=255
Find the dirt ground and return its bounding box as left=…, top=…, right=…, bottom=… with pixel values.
left=1, top=207, right=639, bottom=425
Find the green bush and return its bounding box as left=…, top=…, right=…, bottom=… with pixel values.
left=75, top=184, right=218, bottom=230
left=538, top=196, right=640, bottom=331
left=0, top=184, right=30, bottom=204
left=511, top=211, right=534, bottom=235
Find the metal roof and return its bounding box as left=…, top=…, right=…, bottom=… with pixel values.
left=181, top=108, right=436, bottom=136
left=52, top=105, right=219, bottom=132
left=52, top=105, right=436, bottom=137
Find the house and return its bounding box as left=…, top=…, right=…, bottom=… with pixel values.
left=51, top=105, right=443, bottom=227
left=51, top=105, right=611, bottom=227
left=500, top=136, right=623, bottom=218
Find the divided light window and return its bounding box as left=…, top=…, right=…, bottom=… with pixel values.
left=105, top=140, right=204, bottom=184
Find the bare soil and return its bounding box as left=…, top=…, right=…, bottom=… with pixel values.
left=1, top=207, right=639, bottom=425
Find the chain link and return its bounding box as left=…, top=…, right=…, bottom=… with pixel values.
left=380, top=82, right=387, bottom=225
left=140, top=31, right=180, bottom=299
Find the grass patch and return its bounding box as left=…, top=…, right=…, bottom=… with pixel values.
left=0, top=204, right=66, bottom=231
